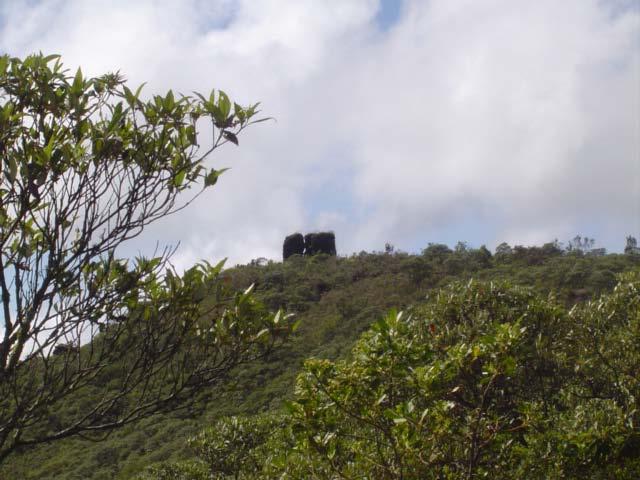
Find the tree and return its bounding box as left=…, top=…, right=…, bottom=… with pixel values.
left=470, top=244, right=492, bottom=268
left=566, top=235, right=595, bottom=254
left=541, top=240, right=563, bottom=257
left=625, top=236, right=639, bottom=255
left=454, top=240, right=469, bottom=253
left=0, top=53, right=288, bottom=462
left=494, top=242, right=512, bottom=257
left=422, top=243, right=452, bottom=261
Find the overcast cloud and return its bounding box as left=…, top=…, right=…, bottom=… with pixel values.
left=1, top=0, right=638, bottom=267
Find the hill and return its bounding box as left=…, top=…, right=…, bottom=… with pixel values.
left=3, top=245, right=639, bottom=479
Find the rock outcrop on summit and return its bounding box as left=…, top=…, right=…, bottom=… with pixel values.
left=304, top=232, right=336, bottom=256
left=283, top=233, right=305, bottom=260
left=283, top=231, right=336, bottom=260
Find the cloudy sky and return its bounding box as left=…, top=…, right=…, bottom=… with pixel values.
left=1, top=0, right=638, bottom=267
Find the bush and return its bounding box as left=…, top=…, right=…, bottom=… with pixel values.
left=150, top=272, right=640, bottom=479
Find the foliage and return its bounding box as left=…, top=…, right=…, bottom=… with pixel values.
left=566, top=235, right=596, bottom=253
left=625, top=236, right=639, bottom=255
left=0, top=53, right=284, bottom=462
left=4, top=246, right=639, bottom=478
left=146, top=271, right=640, bottom=479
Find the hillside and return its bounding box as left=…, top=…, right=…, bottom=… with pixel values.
left=4, top=246, right=639, bottom=479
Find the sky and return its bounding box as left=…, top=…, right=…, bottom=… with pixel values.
left=1, top=0, right=638, bottom=267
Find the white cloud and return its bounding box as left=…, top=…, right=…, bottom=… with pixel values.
left=335, top=0, right=639, bottom=250
left=1, top=0, right=638, bottom=264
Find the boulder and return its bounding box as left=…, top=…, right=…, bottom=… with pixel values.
left=304, top=232, right=336, bottom=256
left=283, top=233, right=305, bottom=260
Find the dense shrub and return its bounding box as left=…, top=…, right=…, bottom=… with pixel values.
left=144, top=271, right=639, bottom=479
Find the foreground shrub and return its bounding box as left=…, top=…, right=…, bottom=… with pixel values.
left=141, top=271, right=640, bottom=479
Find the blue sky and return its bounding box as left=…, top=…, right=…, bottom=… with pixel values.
left=376, top=0, right=403, bottom=31
left=0, top=0, right=638, bottom=266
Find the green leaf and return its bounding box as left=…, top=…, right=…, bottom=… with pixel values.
left=208, top=104, right=224, bottom=125
left=254, top=328, right=270, bottom=341
left=204, top=167, right=229, bottom=187
left=185, top=125, right=197, bottom=145
left=72, top=67, right=83, bottom=94
left=0, top=102, right=13, bottom=122
left=218, top=90, right=231, bottom=119
left=165, top=90, right=175, bottom=110
left=42, top=54, right=61, bottom=64
left=134, top=82, right=146, bottom=100
left=42, top=135, right=56, bottom=162
left=193, top=91, right=207, bottom=103
left=248, top=117, right=274, bottom=125
left=0, top=55, right=8, bottom=74
left=222, top=131, right=238, bottom=146
left=173, top=170, right=186, bottom=187
left=213, top=258, right=227, bottom=272
left=234, top=103, right=245, bottom=123
left=204, top=170, right=219, bottom=187
left=7, top=156, right=18, bottom=182
left=123, top=86, right=136, bottom=106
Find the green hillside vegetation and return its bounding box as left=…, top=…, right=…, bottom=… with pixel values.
left=3, top=243, right=639, bottom=479
left=141, top=269, right=640, bottom=479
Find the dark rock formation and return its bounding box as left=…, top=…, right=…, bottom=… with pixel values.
left=304, top=232, right=336, bottom=256
left=283, top=231, right=337, bottom=260
left=283, top=233, right=305, bottom=260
